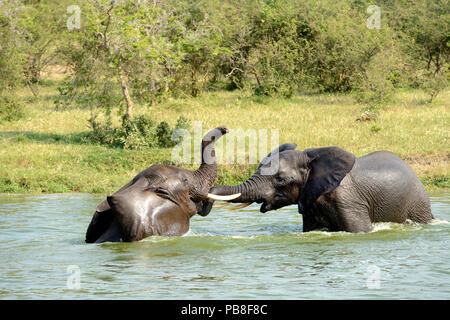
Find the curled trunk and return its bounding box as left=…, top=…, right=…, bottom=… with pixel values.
left=193, top=126, right=228, bottom=195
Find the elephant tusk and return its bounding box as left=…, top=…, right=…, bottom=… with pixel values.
left=213, top=202, right=233, bottom=208
left=226, top=203, right=252, bottom=210
left=207, top=193, right=241, bottom=201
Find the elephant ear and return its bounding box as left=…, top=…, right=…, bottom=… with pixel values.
left=299, top=147, right=355, bottom=212
left=85, top=200, right=113, bottom=243
left=96, top=199, right=110, bottom=212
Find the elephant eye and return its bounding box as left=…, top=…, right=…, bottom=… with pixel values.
left=274, top=175, right=285, bottom=185
left=145, top=184, right=158, bottom=191
left=275, top=175, right=295, bottom=186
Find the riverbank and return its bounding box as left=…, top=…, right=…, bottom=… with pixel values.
left=0, top=82, right=448, bottom=193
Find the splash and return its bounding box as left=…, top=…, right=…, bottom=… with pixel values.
left=429, top=219, right=449, bottom=225
left=370, top=220, right=425, bottom=233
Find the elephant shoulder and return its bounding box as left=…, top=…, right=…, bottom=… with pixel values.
left=356, top=151, right=412, bottom=174
left=352, top=150, right=422, bottom=196
left=358, top=150, right=402, bottom=161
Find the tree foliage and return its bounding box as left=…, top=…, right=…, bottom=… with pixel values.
left=0, top=0, right=448, bottom=127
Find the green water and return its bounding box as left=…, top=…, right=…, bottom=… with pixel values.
left=0, top=192, right=448, bottom=299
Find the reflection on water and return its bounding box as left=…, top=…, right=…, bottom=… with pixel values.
left=0, top=191, right=449, bottom=299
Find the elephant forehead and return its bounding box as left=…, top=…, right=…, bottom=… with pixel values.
left=279, top=150, right=301, bottom=162
left=139, top=165, right=191, bottom=183
left=259, top=150, right=298, bottom=169
left=278, top=156, right=292, bottom=167
left=260, top=154, right=293, bottom=173
left=144, top=165, right=190, bottom=177
left=276, top=165, right=299, bottom=183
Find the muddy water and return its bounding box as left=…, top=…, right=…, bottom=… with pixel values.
left=0, top=192, right=448, bottom=299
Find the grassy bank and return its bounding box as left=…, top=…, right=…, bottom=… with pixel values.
left=0, top=82, right=448, bottom=194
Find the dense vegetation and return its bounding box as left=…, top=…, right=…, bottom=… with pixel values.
left=0, top=0, right=448, bottom=192
left=2, top=1, right=448, bottom=113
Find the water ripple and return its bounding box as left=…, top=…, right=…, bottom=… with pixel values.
left=0, top=191, right=448, bottom=299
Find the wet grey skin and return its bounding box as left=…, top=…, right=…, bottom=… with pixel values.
left=206, top=143, right=433, bottom=233
left=85, top=126, right=239, bottom=243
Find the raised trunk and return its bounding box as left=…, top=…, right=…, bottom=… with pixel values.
left=193, top=127, right=228, bottom=192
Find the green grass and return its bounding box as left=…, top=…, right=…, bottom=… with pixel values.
left=0, top=82, right=448, bottom=193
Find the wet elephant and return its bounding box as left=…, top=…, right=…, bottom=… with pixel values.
left=85, top=126, right=240, bottom=243
left=207, top=143, right=433, bottom=232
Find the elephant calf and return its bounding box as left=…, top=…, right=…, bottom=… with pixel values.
left=208, top=144, right=433, bottom=233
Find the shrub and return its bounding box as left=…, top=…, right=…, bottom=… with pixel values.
left=155, top=116, right=191, bottom=147
left=155, top=121, right=173, bottom=147
left=352, top=49, right=397, bottom=107
left=370, top=124, right=382, bottom=133
left=87, top=114, right=190, bottom=149
left=174, top=115, right=191, bottom=130
left=419, top=71, right=448, bottom=103
left=0, top=94, right=25, bottom=122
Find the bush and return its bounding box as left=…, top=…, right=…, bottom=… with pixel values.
left=3, top=0, right=449, bottom=105
left=87, top=114, right=190, bottom=149
left=174, top=115, right=190, bottom=130
left=155, top=116, right=191, bottom=147
left=155, top=121, right=173, bottom=147
left=253, top=83, right=293, bottom=98
left=354, top=77, right=394, bottom=108
left=370, top=124, right=382, bottom=133
left=0, top=95, right=25, bottom=122
left=419, top=71, right=448, bottom=103
left=352, top=47, right=398, bottom=107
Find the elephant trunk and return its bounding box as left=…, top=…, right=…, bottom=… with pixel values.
left=193, top=126, right=229, bottom=193
left=209, top=174, right=269, bottom=204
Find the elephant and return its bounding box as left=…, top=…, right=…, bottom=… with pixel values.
left=206, top=143, right=433, bottom=233
left=85, top=126, right=240, bottom=243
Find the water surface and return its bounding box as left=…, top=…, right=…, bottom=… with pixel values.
left=0, top=192, right=448, bottom=299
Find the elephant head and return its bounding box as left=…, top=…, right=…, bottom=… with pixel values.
left=207, top=144, right=355, bottom=214
left=85, top=126, right=240, bottom=243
